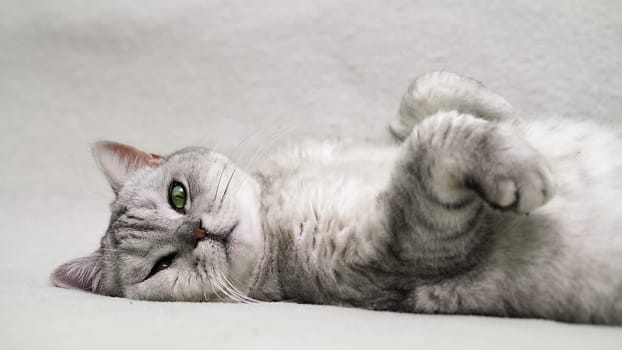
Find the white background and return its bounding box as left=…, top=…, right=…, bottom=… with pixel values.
left=1, top=0, right=621, bottom=349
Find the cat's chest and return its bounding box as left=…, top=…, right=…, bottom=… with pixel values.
left=260, top=140, right=397, bottom=244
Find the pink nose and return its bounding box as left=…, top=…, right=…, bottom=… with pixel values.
left=193, top=225, right=207, bottom=240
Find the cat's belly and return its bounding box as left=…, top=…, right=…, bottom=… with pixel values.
left=260, top=123, right=622, bottom=320
left=258, top=140, right=403, bottom=304
left=525, top=117, right=622, bottom=254
left=406, top=205, right=622, bottom=323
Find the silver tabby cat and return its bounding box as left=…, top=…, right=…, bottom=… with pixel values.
left=52, top=72, right=622, bottom=325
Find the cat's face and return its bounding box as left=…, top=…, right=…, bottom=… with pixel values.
left=52, top=142, right=264, bottom=302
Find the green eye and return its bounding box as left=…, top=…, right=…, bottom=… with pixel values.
left=168, top=182, right=187, bottom=210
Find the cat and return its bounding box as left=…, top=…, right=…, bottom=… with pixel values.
left=52, top=71, right=622, bottom=325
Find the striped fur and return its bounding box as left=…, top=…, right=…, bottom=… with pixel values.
left=53, top=72, right=622, bottom=325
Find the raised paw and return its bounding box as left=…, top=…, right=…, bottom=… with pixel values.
left=471, top=129, right=556, bottom=213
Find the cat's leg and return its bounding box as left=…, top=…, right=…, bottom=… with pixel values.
left=383, top=111, right=555, bottom=277
left=389, top=71, right=520, bottom=142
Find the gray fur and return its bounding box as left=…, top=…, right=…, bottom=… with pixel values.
left=52, top=71, right=622, bottom=325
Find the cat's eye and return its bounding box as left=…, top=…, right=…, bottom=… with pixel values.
left=168, top=182, right=187, bottom=211
left=147, top=253, right=176, bottom=279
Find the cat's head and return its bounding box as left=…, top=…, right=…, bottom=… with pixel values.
left=51, top=141, right=264, bottom=302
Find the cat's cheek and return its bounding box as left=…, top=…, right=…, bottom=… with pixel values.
left=124, top=271, right=180, bottom=301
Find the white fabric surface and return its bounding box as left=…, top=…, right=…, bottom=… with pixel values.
left=1, top=0, right=622, bottom=348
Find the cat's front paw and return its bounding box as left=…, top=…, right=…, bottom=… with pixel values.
left=472, top=132, right=556, bottom=213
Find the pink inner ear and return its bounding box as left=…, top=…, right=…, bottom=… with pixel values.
left=51, top=255, right=102, bottom=293
left=105, top=142, right=163, bottom=168
left=93, top=141, right=164, bottom=193
left=148, top=153, right=164, bottom=167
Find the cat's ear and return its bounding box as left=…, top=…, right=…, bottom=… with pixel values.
left=51, top=253, right=103, bottom=293
left=92, top=141, right=164, bottom=193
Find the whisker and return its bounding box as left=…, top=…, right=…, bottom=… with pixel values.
left=213, top=163, right=228, bottom=207
left=216, top=268, right=260, bottom=304
left=212, top=266, right=243, bottom=303
left=208, top=266, right=230, bottom=302
left=212, top=268, right=246, bottom=303
left=219, top=168, right=237, bottom=210
left=218, top=125, right=297, bottom=204
left=220, top=277, right=245, bottom=302
left=226, top=126, right=272, bottom=166
left=229, top=123, right=296, bottom=169
left=222, top=273, right=260, bottom=303
left=226, top=125, right=298, bottom=202
left=236, top=124, right=297, bottom=171
left=214, top=270, right=239, bottom=302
